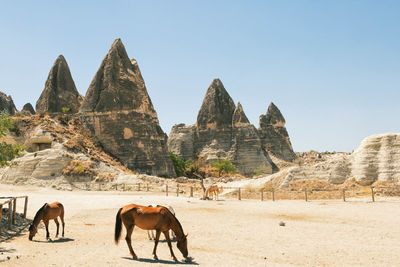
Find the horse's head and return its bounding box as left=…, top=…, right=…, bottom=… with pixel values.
left=177, top=233, right=189, bottom=258
left=28, top=223, right=37, bottom=241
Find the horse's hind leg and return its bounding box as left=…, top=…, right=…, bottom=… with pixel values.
left=125, top=223, right=137, bottom=259
left=163, top=230, right=177, bottom=261
left=54, top=218, right=60, bottom=237
left=60, top=209, right=65, bottom=237
left=152, top=230, right=161, bottom=260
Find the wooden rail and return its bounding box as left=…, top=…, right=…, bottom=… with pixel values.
left=0, top=196, right=29, bottom=233
left=91, top=181, right=390, bottom=203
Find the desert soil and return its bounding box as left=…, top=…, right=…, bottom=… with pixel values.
left=1, top=184, right=400, bottom=267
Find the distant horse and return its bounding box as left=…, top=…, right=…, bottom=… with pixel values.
left=28, top=202, right=65, bottom=241
left=205, top=185, right=223, bottom=200
left=147, top=204, right=176, bottom=241
left=115, top=204, right=191, bottom=262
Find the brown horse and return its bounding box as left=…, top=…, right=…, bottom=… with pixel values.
left=115, top=204, right=191, bottom=262
left=28, top=202, right=65, bottom=241
left=205, top=185, right=223, bottom=200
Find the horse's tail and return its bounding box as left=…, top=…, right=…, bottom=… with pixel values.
left=114, top=207, right=123, bottom=245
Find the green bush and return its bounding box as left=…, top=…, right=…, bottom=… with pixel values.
left=169, top=152, right=192, bottom=177
left=0, top=111, right=25, bottom=166
left=211, top=158, right=237, bottom=177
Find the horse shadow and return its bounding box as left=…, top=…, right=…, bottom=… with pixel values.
left=33, top=237, right=74, bottom=243
left=122, top=257, right=198, bottom=265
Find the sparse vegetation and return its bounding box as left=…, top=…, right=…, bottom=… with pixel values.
left=62, top=160, right=98, bottom=177
left=0, top=111, right=25, bottom=166
left=211, top=158, right=237, bottom=177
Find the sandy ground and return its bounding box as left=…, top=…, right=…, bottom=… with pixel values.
left=1, top=184, right=400, bottom=267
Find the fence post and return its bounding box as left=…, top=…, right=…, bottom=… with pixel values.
left=371, top=187, right=375, bottom=202
left=98, top=183, right=101, bottom=191
left=176, top=184, right=179, bottom=197
left=146, top=183, right=149, bottom=192
left=261, top=189, right=264, bottom=201
left=342, top=189, right=346, bottom=202
left=8, top=201, right=12, bottom=228
left=166, top=184, right=168, bottom=196
left=0, top=204, right=3, bottom=233
left=304, top=189, right=308, bottom=202
left=272, top=188, right=275, bottom=202
left=12, top=198, right=16, bottom=225
left=138, top=183, right=141, bottom=191
left=190, top=186, right=193, bottom=197
left=24, top=196, right=28, bottom=218
left=238, top=187, right=241, bottom=200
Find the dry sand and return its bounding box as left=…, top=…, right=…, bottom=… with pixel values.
left=1, top=184, right=400, bottom=267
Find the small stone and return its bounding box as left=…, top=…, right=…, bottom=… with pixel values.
left=279, top=221, right=285, bottom=226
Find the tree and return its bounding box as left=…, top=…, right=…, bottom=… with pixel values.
left=169, top=152, right=191, bottom=177
left=211, top=158, right=237, bottom=177
left=0, top=112, right=25, bottom=166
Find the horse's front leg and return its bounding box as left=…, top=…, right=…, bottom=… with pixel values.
left=163, top=231, right=177, bottom=261
left=44, top=220, right=50, bottom=240
left=152, top=230, right=161, bottom=260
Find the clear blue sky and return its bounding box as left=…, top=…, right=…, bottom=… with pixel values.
left=1, top=1, right=399, bottom=152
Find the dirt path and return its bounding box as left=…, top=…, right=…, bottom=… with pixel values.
left=1, top=185, right=400, bottom=266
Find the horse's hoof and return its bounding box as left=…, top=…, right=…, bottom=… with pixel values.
left=172, top=257, right=178, bottom=262
left=132, top=255, right=138, bottom=260
left=153, top=255, right=158, bottom=260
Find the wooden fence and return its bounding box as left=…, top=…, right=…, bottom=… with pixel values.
left=76, top=182, right=392, bottom=203
left=0, top=196, right=28, bottom=233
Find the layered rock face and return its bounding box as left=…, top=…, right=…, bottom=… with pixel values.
left=36, top=55, right=83, bottom=114
left=351, top=133, right=400, bottom=185
left=275, top=133, right=400, bottom=187
left=258, top=102, right=296, bottom=162
left=22, top=103, right=35, bottom=115
left=0, top=91, right=17, bottom=115
left=168, top=79, right=276, bottom=176
left=167, top=124, right=195, bottom=160
left=230, top=103, right=274, bottom=175
left=79, top=39, right=175, bottom=177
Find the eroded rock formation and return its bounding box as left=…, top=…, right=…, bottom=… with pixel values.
left=258, top=102, right=296, bottom=162
left=274, top=133, right=400, bottom=187
left=168, top=79, right=277, bottom=176
left=0, top=91, right=17, bottom=115
left=22, top=103, right=35, bottom=115
left=79, top=39, right=175, bottom=177
left=230, top=103, right=274, bottom=175
left=36, top=55, right=83, bottom=114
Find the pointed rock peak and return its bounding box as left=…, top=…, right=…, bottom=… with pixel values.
left=260, top=102, right=286, bottom=127
left=197, top=79, right=236, bottom=128
left=233, top=102, right=250, bottom=125
left=36, top=55, right=81, bottom=114
left=80, top=39, right=155, bottom=114
left=0, top=91, right=17, bottom=115
left=22, top=103, right=35, bottom=115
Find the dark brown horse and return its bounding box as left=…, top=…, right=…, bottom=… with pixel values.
left=114, top=204, right=191, bottom=262
left=28, top=202, right=65, bottom=241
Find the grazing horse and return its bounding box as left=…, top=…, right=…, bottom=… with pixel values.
left=205, top=185, right=223, bottom=200
left=28, top=202, right=65, bottom=241
left=115, top=204, right=191, bottom=262
left=147, top=204, right=176, bottom=241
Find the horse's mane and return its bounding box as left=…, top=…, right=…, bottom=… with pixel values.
left=163, top=207, right=184, bottom=237
left=33, top=203, right=47, bottom=223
